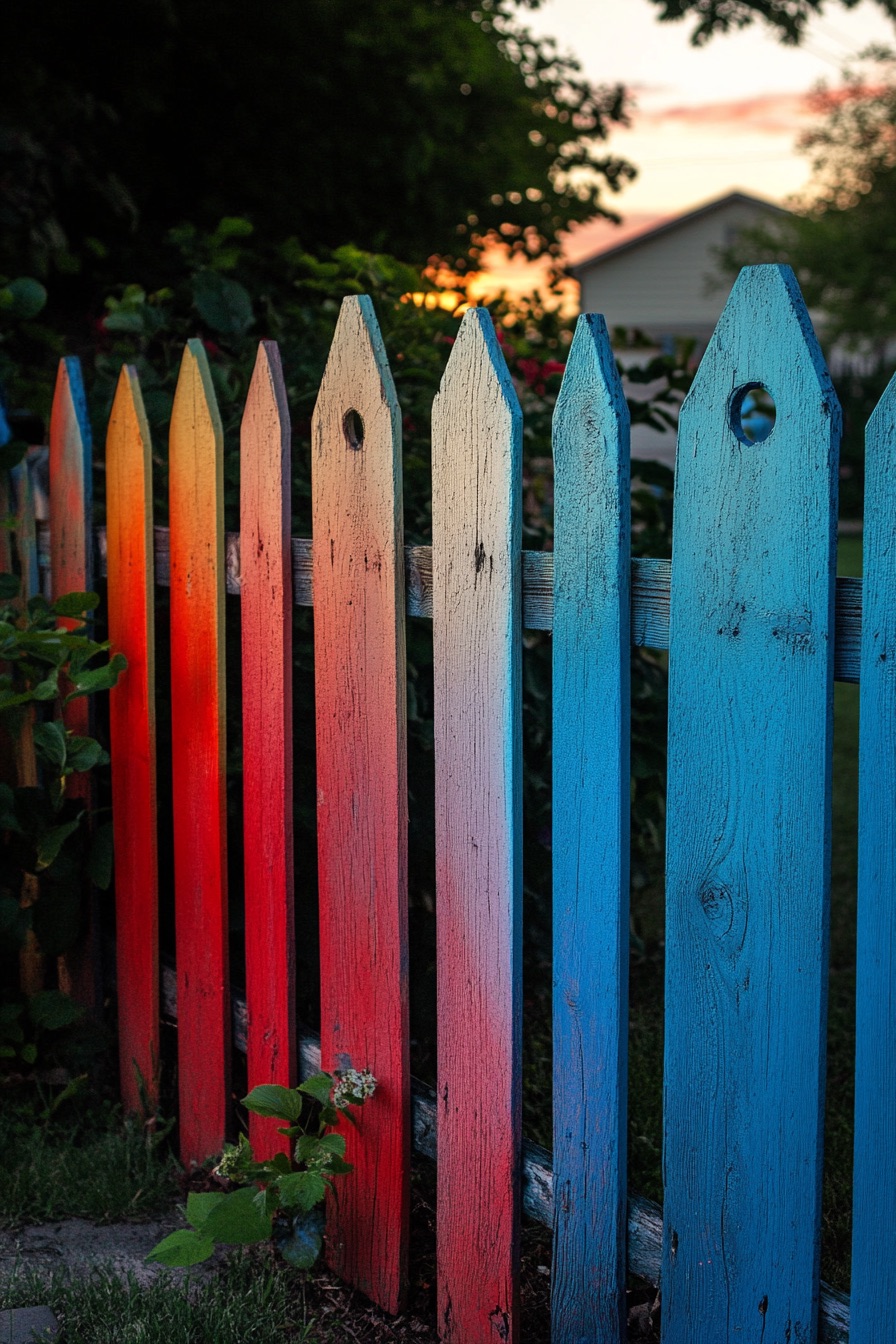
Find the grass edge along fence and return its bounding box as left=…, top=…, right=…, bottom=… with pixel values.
left=20, top=263, right=896, bottom=1341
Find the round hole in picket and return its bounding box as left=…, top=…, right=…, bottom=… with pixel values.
left=730, top=383, right=776, bottom=444
left=343, top=408, right=365, bottom=451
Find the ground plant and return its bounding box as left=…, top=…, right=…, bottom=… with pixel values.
left=148, top=1071, right=376, bottom=1272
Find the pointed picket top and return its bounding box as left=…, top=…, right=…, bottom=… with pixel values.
left=682, top=264, right=838, bottom=448
left=243, top=340, right=290, bottom=451
left=434, top=305, right=521, bottom=448
left=49, top=355, right=93, bottom=603
left=314, top=295, right=400, bottom=445
left=851, top=369, right=896, bottom=1343
left=107, top=365, right=153, bottom=517
left=172, top=338, right=224, bottom=453
left=553, top=311, right=628, bottom=460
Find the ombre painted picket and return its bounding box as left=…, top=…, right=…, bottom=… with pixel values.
left=105, top=366, right=159, bottom=1115
left=432, top=308, right=522, bottom=1344
left=551, top=314, right=630, bottom=1342
left=851, top=375, right=896, bottom=1342
left=241, top=342, right=296, bottom=1162
left=49, top=356, right=98, bottom=1007
left=169, top=341, right=229, bottom=1166
left=662, top=266, right=838, bottom=1344
left=312, top=297, right=409, bottom=1313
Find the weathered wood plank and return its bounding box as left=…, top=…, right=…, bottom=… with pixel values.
left=240, top=342, right=296, bottom=1162
left=49, top=356, right=99, bottom=1009
left=551, top=314, right=630, bottom=1341
left=99, top=530, right=865, bottom=679
left=662, top=266, right=838, bottom=1343
left=168, top=340, right=230, bottom=1166
left=11, top=460, right=39, bottom=598
left=851, top=374, right=896, bottom=1343
left=312, top=297, right=409, bottom=1313
left=432, top=307, right=522, bottom=1343
left=105, top=366, right=160, bottom=1114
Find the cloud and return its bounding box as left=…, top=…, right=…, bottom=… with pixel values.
left=634, top=90, right=815, bottom=135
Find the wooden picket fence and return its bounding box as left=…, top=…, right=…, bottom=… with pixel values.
left=13, top=263, right=896, bottom=1342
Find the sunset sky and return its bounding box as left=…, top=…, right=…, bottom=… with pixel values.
left=474, top=0, right=895, bottom=298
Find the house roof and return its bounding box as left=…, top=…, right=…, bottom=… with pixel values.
left=569, top=190, right=790, bottom=277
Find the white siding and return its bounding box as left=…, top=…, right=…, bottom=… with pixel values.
left=578, top=200, right=780, bottom=340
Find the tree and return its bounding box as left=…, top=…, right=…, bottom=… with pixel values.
left=646, top=0, right=896, bottom=44
left=1, top=0, right=634, bottom=284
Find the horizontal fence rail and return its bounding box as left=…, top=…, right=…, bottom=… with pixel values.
left=92, top=527, right=865, bottom=680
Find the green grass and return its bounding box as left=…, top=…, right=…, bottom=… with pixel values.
left=0, top=1096, right=179, bottom=1227
left=0, top=1256, right=313, bottom=1344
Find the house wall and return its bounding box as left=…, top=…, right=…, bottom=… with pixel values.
left=577, top=200, right=779, bottom=340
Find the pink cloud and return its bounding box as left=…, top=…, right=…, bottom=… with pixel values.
left=635, top=90, right=815, bottom=134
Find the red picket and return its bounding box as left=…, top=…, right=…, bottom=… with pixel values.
left=240, top=342, right=296, bottom=1160
left=312, top=296, right=410, bottom=1313
left=169, top=340, right=230, bottom=1166
left=106, top=366, right=160, bottom=1114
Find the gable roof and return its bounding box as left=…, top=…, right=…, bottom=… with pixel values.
left=569, top=190, right=790, bottom=277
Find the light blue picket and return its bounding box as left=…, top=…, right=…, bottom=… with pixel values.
left=851, top=375, right=896, bottom=1343
left=662, top=265, right=839, bottom=1344
left=431, top=306, right=523, bottom=1343
left=10, top=459, right=39, bottom=598
left=551, top=313, right=630, bottom=1342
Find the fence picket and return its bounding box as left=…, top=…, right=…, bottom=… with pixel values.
left=311, top=297, right=409, bottom=1312
left=851, top=375, right=896, bottom=1342
left=106, top=366, right=160, bottom=1114
left=662, top=266, right=838, bottom=1343
left=240, top=341, right=296, bottom=1161
left=49, top=356, right=99, bottom=1008
left=169, top=340, right=230, bottom=1165
left=432, top=307, right=522, bottom=1343
left=551, top=313, right=630, bottom=1341
left=11, top=460, right=39, bottom=598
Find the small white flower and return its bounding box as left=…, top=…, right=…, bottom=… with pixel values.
left=332, top=1068, right=377, bottom=1110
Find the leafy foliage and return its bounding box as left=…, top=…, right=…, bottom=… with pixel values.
left=646, top=0, right=896, bottom=45
left=0, top=573, right=125, bottom=962
left=2, top=0, right=634, bottom=287
left=147, top=1070, right=375, bottom=1271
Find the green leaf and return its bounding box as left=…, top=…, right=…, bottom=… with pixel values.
left=242, top=1083, right=304, bottom=1122
left=201, top=1185, right=272, bottom=1245
left=66, top=737, right=107, bottom=774
left=66, top=653, right=127, bottom=699
left=33, top=721, right=67, bottom=772
left=28, top=989, right=83, bottom=1031
left=274, top=1207, right=325, bottom=1269
left=275, top=1170, right=328, bottom=1212
left=0, top=573, right=21, bottom=600
left=52, top=591, right=99, bottom=618
left=317, top=1132, right=347, bottom=1159
left=146, top=1228, right=215, bottom=1267
left=297, top=1072, right=334, bottom=1106
left=5, top=277, right=48, bottom=319
left=20, top=1042, right=37, bottom=1064
left=185, top=1191, right=227, bottom=1230
left=35, top=817, right=82, bottom=870
left=193, top=270, right=254, bottom=337
left=31, top=671, right=61, bottom=701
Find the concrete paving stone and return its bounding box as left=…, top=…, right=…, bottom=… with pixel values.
left=0, top=1306, right=59, bottom=1343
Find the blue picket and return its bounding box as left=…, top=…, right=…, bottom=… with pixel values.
left=551, top=313, right=630, bottom=1342
left=851, top=375, right=896, bottom=1343
left=662, top=265, right=839, bottom=1343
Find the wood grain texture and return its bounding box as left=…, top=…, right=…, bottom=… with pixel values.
left=851, top=374, right=896, bottom=1343
left=105, top=366, right=160, bottom=1114
left=551, top=314, right=631, bottom=1341
left=49, top=356, right=98, bottom=1008
left=431, top=307, right=522, bottom=1343
left=98, top=528, right=866, bottom=678
left=168, top=340, right=230, bottom=1166
left=240, top=342, right=296, bottom=1162
left=662, top=266, right=839, bottom=1344
left=311, top=297, right=409, bottom=1313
